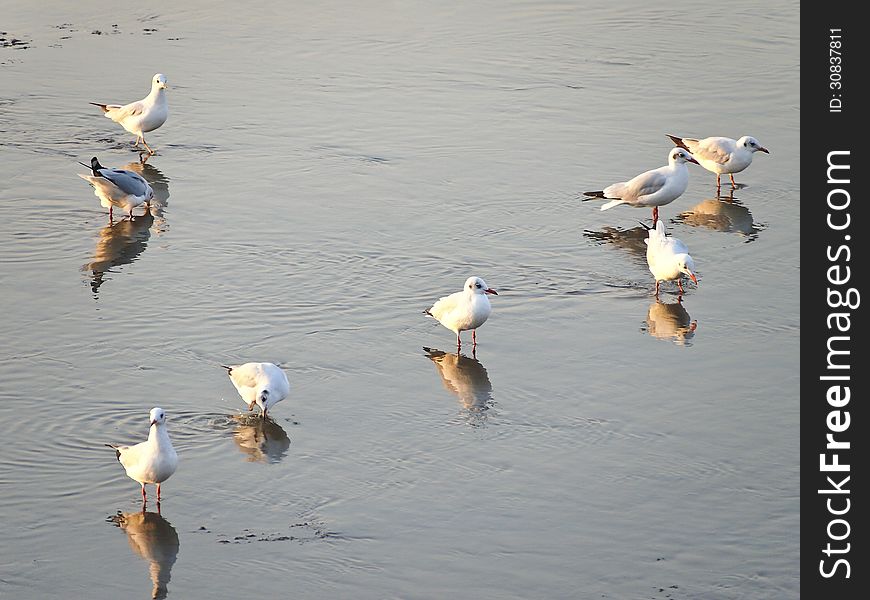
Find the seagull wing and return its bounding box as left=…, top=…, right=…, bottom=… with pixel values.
left=100, top=169, right=151, bottom=197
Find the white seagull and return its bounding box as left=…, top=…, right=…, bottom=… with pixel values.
left=583, top=147, right=699, bottom=226
left=78, top=156, right=154, bottom=219
left=222, top=362, right=290, bottom=419
left=107, top=407, right=179, bottom=504
left=644, top=220, right=698, bottom=296
left=666, top=134, right=769, bottom=190
left=424, top=276, right=498, bottom=349
left=91, top=73, right=169, bottom=155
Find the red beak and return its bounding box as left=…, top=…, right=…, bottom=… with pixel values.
left=150, top=420, right=157, bottom=427
left=688, top=156, right=700, bottom=164
left=485, top=288, right=498, bottom=295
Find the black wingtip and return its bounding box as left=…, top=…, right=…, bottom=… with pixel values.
left=637, top=220, right=653, bottom=231
left=221, top=364, right=233, bottom=373
left=666, top=134, right=690, bottom=151
left=422, top=309, right=432, bottom=316
left=582, top=191, right=606, bottom=201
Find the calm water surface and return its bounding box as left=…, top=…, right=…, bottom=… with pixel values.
left=1, top=1, right=799, bottom=598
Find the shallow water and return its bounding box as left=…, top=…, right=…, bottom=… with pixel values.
left=1, top=1, right=799, bottom=598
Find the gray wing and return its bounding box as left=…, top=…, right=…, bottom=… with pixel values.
left=99, top=168, right=150, bottom=196
left=627, top=170, right=668, bottom=199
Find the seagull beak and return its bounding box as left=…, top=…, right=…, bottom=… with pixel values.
left=485, top=288, right=498, bottom=295
left=758, top=146, right=770, bottom=154
left=150, top=419, right=158, bottom=427
left=687, top=156, right=700, bottom=164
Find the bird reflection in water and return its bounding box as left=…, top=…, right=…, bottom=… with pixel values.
left=107, top=508, right=179, bottom=600
left=82, top=212, right=154, bottom=294
left=122, top=155, right=171, bottom=224
left=583, top=224, right=651, bottom=264
left=423, top=347, right=494, bottom=425
left=641, top=296, right=698, bottom=346
left=232, top=414, right=291, bottom=463
left=673, top=189, right=763, bottom=241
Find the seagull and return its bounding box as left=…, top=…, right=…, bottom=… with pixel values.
left=424, top=276, right=498, bottom=349
left=583, top=147, right=699, bottom=226
left=91, top=73, right=169, bottom=155
left=666, top=134, right=769, bottom=191
left=107, top=407, right=178, bottom=504
left=78, top=156, right=154, bottom=220
left=643, top=220, right=698, bottom=295
left=222, top=362, right=290, bottom=419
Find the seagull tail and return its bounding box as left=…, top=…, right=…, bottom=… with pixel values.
left=666, top=134, right=690, bottom=151
left=600, top=199, right=626, bottom=211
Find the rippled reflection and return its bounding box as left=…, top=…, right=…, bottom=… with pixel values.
left=108, top=509, right=179, bottom=599
left=122, top=157, right=171, bottom=222
left=82, top=212, right=154, bottom=294
left=583, top=224, right=650, bottom=262
left=641, top=297, right=698, bottom=346
left=423, top=347, right=494, bottom=424
left=232, top=414, right=291, bottom=463
left=673, top=190, right=763, bottom=241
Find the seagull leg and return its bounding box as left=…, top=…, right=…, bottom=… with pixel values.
left=652, top=207, right=659, bottom=227
left=142, top=136, right=156, bottom=155
left=678, top=278, right=685, bottom=294
left=141, top=483, right=147, bottom=502
left=456, top=332, right=462, bottom=350
left=729, top=174, right=737, bottom=188
left=156, top=483, right=162, bottom=502
left=716, top=174, right=721, bottom=190
left=472, top=330, right=478, bottom=346
left=655, top=280, right=660, bottom=297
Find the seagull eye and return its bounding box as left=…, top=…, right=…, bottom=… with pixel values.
left=475, top=283, right=482, bottom=288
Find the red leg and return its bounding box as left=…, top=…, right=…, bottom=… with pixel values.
left=472, top=330, right=477, bottom=346
left=655, top=280, right=660, bottom=296
left=729, top=173, right=737, bottom=188
left=156, top=483, right=162, bottom=502
left=652, top=206, right=659, bottom=226
left=678, top=278, right=685, bottom=293
left=456, top=332, right=461, bottom=349
left=141, top=484, right=147, bottom=501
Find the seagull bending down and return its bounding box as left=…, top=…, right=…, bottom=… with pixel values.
left=666, top=134, right=769, bottom=191
left=78, top=156, right=154, bottom=219
left=107, top=407, right=178, bottom=504
left=222, top=362, right=290, bottom=419
left=424, top=276, right=498, bottom=349
left=91, top=73, right=168, bottom=155
left=583, top=148, right=698, bottom=227
left=644, top=220, right=698, bottom=296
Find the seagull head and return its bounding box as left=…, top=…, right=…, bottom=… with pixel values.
left=738, top=136, right=769, bottom=154
left=677, top=255, right=698, bottom=285
left=669, top=147, right=699, bottom=165
left=153, top=74, right=168, bottom=90
left=257, top=389, right=270, bottom=408
left=465, top=276, right=498, bottom=296
left=149, top=407, right=167, bottom=427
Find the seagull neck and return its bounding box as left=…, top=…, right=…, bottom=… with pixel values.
left=148, top=424, right=171, bottom=445
left=148, top=87, right=166, bottom=104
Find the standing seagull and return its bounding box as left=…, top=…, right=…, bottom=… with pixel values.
left=583, top=147, right=699, bottom=226
left=644, top=220, right=698, bottom=296
left=92, top=73, right=169, bottom=155
left=666, top=134, right=769, bottom=191
left=78, top=156, right=154, bottom=219
left=222, top=362, right=290, bottom=420
left=107, top=407, right=178, bottom=504
left=424, top=276, right=498, bottom=349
